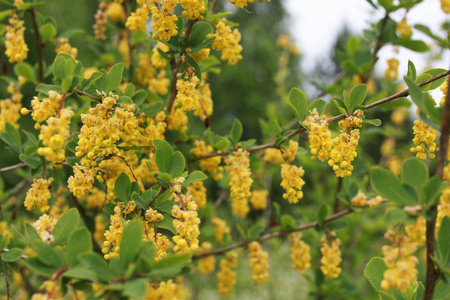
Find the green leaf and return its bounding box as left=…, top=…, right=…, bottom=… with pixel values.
left=52, top=208, right=80, bottom=245
left=132, top=193, right=150, bottom=210
left=406, top=60, right=416, bottom=80
left=132, top=90, right=148, bottom=106
left=24, top=257, right=58, bottom=277
left=364, top=119, right=382, bottom=126
left=31, top=241, right=63, bottom=267
left=169, top=151, right=185, bottom=177
left=188, top=22, right=213, bottom=47
left=59, top=29, right=84, bottom=39
left=347, top=84, right=367, bottom=112
left=0, top=9, right=12, bottom=22
left=364, top=257, right=389, bottom=292
left=384, top=209, right=415, bottom=226
left=156, top=214, right=177, bottom=234
left=117, top=95, right=133, bottom=104
left=0, top=123, right=22, bottom=153
left=39, top=23, right=57, bottom=42
left=424, top=176, right=447, bottom=209
left=1, top=248, right=23, bottom=262
left=143, top=102, right=163, bottom=117
left=308, top=99, right=327, bottom=115
left=80, top=253, right=117, bottom=282
left=317, top=203, right=329, bottom=226
left=393, top=39, right=429, bottom=53
left=153, top=139, right=173, bottom=173
left=153, top=190, right=173, bottom=213
left=25, top=223, right=41, bottom=241
left=191, top=37, right=215, bottom=53
left=230, top=118, right=243, bottom=145
left=370, top=167, right=412, bottom=206
left=105, top=63, right=124, bottom=92
left=331, top=97, right=348, bottom=116
left=14, top=62, right=35, bottom=82
left=153, top=252, right=192, bottom=270
left=182, top=171, right=208, bottom=187
left=400, top=158, right=428, bottom=194
left=289, top=87, right=307, bottom=120
left=19, top=154, right=41, bottom=169
left=119, top=220, right=143, bottom=271
left=280, top=214, right=296, bottom=230
left=67, top=228, right=92, bottom=267
left=250, top=225, right=264, bottom=240
left=422, top=68, right=447, bottom=90
left=123, top=278, right=148, bottom=299
left=63, top=266, right=97, bottom=281
left=438, top=217, right=450, bottom=265
left=114, top=172, right=132, bottom=202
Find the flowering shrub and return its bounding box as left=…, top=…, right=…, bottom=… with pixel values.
left=0, top=0, right=449, bottom=299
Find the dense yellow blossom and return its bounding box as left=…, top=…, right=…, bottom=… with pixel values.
left=145, top=278, right=188, bottom=300
left=250, top=189, right=268, bottom=210
left=211, top=217, right=231, bottom=244
left=320, top=233, right=342, bottom=278
left=151, top=0, right=179, bottom=41
left=208, top=21, right=243, bottom=65
left=0, top=82, right=23, bottom=132
left=191, top=140, right=223, bottom=180
left=410, top=120, right=437, bottom=160
left=197, top=241, right=216, bottom=275
left=405, top=216, right=426, bottom=246
left=282, top=140, right=298, bottom=162
left=189, top=48, right=211, bottom=62
left=248, top=241, right=269, bottom=284
left=194, top=82, right=213, bottom=120
left=187, top=181, right=207, bottom=208
left=55, top=38, right=78, bottom=59
left=167, top=108, right=189, bottom=131
left=351, top=190, right=367, bottom=207
left=68, top=163, right=97, bottom=198
left=261, top=148, right=284, bottom=164
left=126, top=0, right=153, bottom=32
left=94, top=3, right=108, bottom=40
left=280, top=163, right=305, bottom=204
left=386, top=58, right=399, bottom=81
left=217, top=251, right=238, bottom=297
left=441, top=0, right=450, bottom=13
left=304, top=108, right=332, bottom=161
left=396, top=18, right=412, bottom=38
left=5, top=12, right=28, bottom=63
left=24, top=178, right=53, bottom=213
left=176, top=75, right=200, bottom=111
left=102, top=205, right=124, bottom=260
left=437, top=187, right=450, bottom=230
left=30, top=91, right=63, bottom=126
left=289, top=233, right=311, bottom=275
left=225, top=149, right=253, bottom=217
left=107, top=2, right=126, bottom=22
left=180, top=0, right=206, bottom=20
left=32, top=214, right=58, bottom=244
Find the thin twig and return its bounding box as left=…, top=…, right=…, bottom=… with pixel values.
left=193, top=208, right=353, bottom=260
left=29, top=8, right=44, bottom=83
left=214, top=189, right=229, bottom=209
left=70, top=88, right=102, bottom=103
left=333, top=177, right=343, bottom=214
left=149, top=187, right=167, bottom=206
left=423, top=75, right=450, bottom=300
left=0, top=162, right=27, bottom=173
left=166, top=57, right=182, bottom=114
left=4, top=261, right=10, bottom=300
left=114, top=155, right=138, bottom=182
left=192, top=69, right=450, bottom=161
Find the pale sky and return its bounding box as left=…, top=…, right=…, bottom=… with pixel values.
left=284, top=0, right=450, bottom=79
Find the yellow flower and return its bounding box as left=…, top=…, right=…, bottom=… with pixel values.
left=5, top=12, right=28, bottom=63
left=320, top=232, right=342, bottom=278
left=250, top=189, right=268, bottom=210
left=289, top=233, right=311, bottom=274
left=280, top=163, right=305, bottom=204
left=217, top=251, right=238, bottom=297
left=24, top=178, right=54, bottom=213
left=208, top=21, right=243, bottom=65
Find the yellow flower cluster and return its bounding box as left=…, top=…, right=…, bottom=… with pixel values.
left=37, top=108, right=73, bottom=163
left=282, top=140, right=298, bottom=162
left=102, top=205, right=124, bottom=260
left=151, top=0, right=179, bottom=41
left=230, top=0, right=255, bottom=8
left=24, top=178, right=53, bottom=213
left=197, top=241, right=216, bottom=275
left=440, top=77, right=448, bottom=106
left=106, top=2, right=126, bottom=22
left=68, top=163, right=97, bottom=198
left=145, top=207, right=164, bottom=222
left=217, top=251, right=238, bottom=297
left=187, top=181, right=207, bottom=208
left=320, top=233, right=342, bottom=278
left=208, top=21, right=243, bottom=65
left=55, top=38, right=78, bottom=59
left=261, top=148, right=284, bottom=164
left=172, top=178, right=201, bottom=253
left=32, top=280, right=64, bottom=299
left=194, top=81, right=213, bottom=120
left=328, top=114, right=363, bottom=177
left=405, top=216, right=426, bottom=246
left=94, top=215, right=108, bottom=242
left=176, top=75, right=200, bottom=111
left=211, top=217, right=231, bottom=244
left=168, top=108, right=189, bottom=132
left=225, top=149, right=253, bottom=218
left=381, top=232, right=418, bottom=292
left=29, top=91, right=63, bottom=126
left=280, top=163, right=305, bottom=204
left=189, top=48, right=210, bottom=62
left=191, top=140, right=223, bottom=181
left=123, top=201, right=137, bottom=214
left=396, top=18, right=412, bottom=38
left=126, top=0, right=152, bottom=32
left=385, top=58, right=399, bottom=81
left=410, top=120, right=437, bottom=160
left=0, top=82, right=23, bottom=132
left=441, top=0, right=450, bottom=13
left=289, top=233, right=311, bottom=275
left=248, top=241, right=269, bottom=285
left=437, top=187, right=450, bottom=230
left=304, top=108, right=332, bottom=162
left=86, top=187, right=107, bottom=210
left=5, top=12, right=28, bottom=63
left=32, top=214, right=58, bottom=244
left=180, top=0, right=206, bottom=20
left=142, top=222, right=170, bottom=261
left=145, top=278, right=188, bottom=300
left=152, top=43, right=169, bottom=68
left=351, top=190, right=384, bottom=208
left=250, top=189, right=268, bottom=210
left=94, top=2, right=108, bottom=40
left=137, top=112, right=167, bottom=148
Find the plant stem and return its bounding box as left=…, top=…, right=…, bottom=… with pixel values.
left=333, top=177, right=343, bottom=213
left=29, top=8, right=44, bottom=83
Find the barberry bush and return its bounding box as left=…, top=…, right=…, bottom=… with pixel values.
left=0, top=0, right=449, bottom=299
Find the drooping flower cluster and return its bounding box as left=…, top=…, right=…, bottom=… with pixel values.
left=187, top=181, right=207, bottom=208
left=410, top=120, right=437, bottom=160
left=24, top=178, right=54, bottom=213
left=1, top=81, right=24, bottom=132
left=142, top=221, right=170, bottom=262
left=55, top=38, right=78, bottom=59
left=37, top=108, right=73, bottom=163
left=145, top=278, right=188, bottom=299
left=32, top=214, right=58, bottom=244
left=437, top=187, right=450, bottom=230
left=396, top=18, right=412, bottom=38
left=328, top=113, right=363, bottom=177
left=102, top=204, right=124, bottom=260
left=225, top=149, right=253, bottom=218
left=248, top=241, right=269, bottom=285
left=176, top=74, right=200, bottom=111
left=5, top=12, right=28, bottom=63
left=440, top=77, right=448, bottom=106
left=217, top=251, right=238, bottom=297
left=385, top=58, right=399, bottom=81
left=405, top=216, right=426, bottom=246
left=93, top=2, right=108, bottom=40
left=151, top=0, right=179, bottom=41
left=381, top=230, right=418, bottom=292
left=208, top=21, right=243, bottom=65
left=197, top=241, right=216, bottom=275
left=351, top=190, right=384, bottom=208
left=250, top=189, right=268, bottom=210
left=191, top=140, right=223, bottom=181
left=126, top=0, right=152, bottom=32
left=280, top=163, right=305, bottom=204
left=211, top=217, right=231, bottom=244
left=282, top=140, right=298, bottom=162
left=194, top=81, right=213, bottom=121
left=189, top=48, right=211, bottom=63
left=320, top=232, right=342, bottom=278
left=289, top=233, right=311, bottom=275
left=29, top=91, right=64, bottom=127
left=167, top=108, right=189, bottom=132
left=304, top=108, right=332, bottom=162
left=106, top=2, right=126, bottom=22
left=171, top=178, right=201, bottom=253
left=180, top=0, right=206, bottom=20
left=261, top=148, right=284, bottom=164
